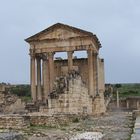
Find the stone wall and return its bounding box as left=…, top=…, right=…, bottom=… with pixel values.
left=0, top=115, right=29, bottom=129
left=54, top=58, right=105, bottom=97
left=0, top=92, right=25, bottom=114
left=54, top=58, right=89, bottom=86
left=41, top=72, right=106, bottom=116
left=45, top=75, right=93, bottom=115
left=0, top=114, right=82, bottom=129
left=28, top=114, right=81, bottom=126
left=4, top=99, right=25, bottom=114
left=0, top=84, right=6, bottom=93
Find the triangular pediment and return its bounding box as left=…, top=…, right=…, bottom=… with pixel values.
left=39, top=28, right=87, bottom=40
left=25, top=23, right=93, bottom=42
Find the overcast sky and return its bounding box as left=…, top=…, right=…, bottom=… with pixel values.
left=0, top=0, right=140, bottom=84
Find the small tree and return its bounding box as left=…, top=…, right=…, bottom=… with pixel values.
left=115, top=84, right=122, bottom=89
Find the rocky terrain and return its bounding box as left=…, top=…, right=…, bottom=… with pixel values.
left=0, top=131, right=25, bottom=140
left=0, top=111, right=134, bottom=140
left=13, top=111, right=133, bottom=140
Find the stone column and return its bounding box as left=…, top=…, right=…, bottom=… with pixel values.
left=67, top=51, right=73, bottom=71
left=87, top=49, right=94, bottom=96
left=93, top=52, right=97, bottom=97
left=36, top=56, right=42, bottom=101
left=48, top=52, right=54, bottom=92
left=30, top=51, right=36, bottom=102
left=126, top=100, right=129, bottom=109
left=95, top=53, right=99, bottom=96
left=136, top=100, right=139, bottom=109
left=42, top=54, right=49, bottom=103
left=46, top=59, right=50, bottom=94
left=116, top=90, right=119, bottom=108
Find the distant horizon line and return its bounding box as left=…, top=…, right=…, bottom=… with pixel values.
left=0, top=82, right=140, bottom=85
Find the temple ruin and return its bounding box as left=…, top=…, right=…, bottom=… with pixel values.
left=25, top=23, right=106, bottom=115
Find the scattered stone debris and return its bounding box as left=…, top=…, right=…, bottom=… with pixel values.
left=70, top=132, right=103, bottom=140
left=0, top=132, right=25, bottom=140
left=16, top=111, right=132, bottom=140
left=131, top=111, right=140, bottom=140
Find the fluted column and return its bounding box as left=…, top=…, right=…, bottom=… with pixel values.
left=92, top=52, right=96, bottom=97
left=93, top=52, right=99, bottom=96
left=95, top=53, right=99, bottom=96
left=46, top=59, right=50, bottom=94
left=30, top=51, right=36, bottom=102
left=48, top=52, right=54, bottom=92
left=37, top=56, right=42, bottom=101
left=42, top=53, right=49, bottom=102
left=87, top=49, right=94, bottom=96
left=67, top=51, right=73, bottom=71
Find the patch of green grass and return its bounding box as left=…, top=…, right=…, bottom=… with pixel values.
left=117, top=83, right=140, bottom=98
left=30, top=124, right=57, bottom=130
left=29, top=123, right=69, bottom=130
left=72, top=118, right=79, bottom=123
left=60, top=127, right=67, bottom=131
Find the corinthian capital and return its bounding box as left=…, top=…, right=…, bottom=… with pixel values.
left=42, top=53, right=48, bottom=60
left=29, top=49, right=35, bottom=58
left=48, top=52, right=55, bottom=58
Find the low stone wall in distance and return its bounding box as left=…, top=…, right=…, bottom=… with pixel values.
left=0, top=114, right=83, bottom=129
left=0, top=115, right=29, bottom=129
left=28, top=113, right=82, bottom=127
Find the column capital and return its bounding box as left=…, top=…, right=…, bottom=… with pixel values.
left=67, top=51, right=74, bottom=54
left=48, top=52, right=55, bottom=58
left=93, top=51, right=98, bottom=56
left=87, top=49, right=98, bottom=55
left=87, top=49, right=93, bottom=56
left=29, top=49, right=35, bottom=58
left=36, top=54, right=42, bottom=59
left=42, top=53, right=48, bottom=61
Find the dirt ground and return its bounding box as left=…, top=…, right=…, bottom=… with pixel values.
left=21, top=111, right=134, bottom=140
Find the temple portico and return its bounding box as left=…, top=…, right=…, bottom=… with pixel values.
left=26, top=23, right=106, bottom=115
left=29, top=49, right=99, bottom=102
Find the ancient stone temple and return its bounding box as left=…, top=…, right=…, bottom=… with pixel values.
left=25, top=23, right=106, bottom=115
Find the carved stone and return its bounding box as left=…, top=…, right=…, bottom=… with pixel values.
left=25, top=23, right=106, bottom=115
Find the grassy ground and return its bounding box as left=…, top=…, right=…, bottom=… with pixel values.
left=117, top=83, right=140, bottom=98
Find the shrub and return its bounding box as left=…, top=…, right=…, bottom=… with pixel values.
left=72, top=118, right=79, bottom=123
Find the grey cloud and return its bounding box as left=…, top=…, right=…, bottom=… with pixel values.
left=0, top=0, right=140, bottom=83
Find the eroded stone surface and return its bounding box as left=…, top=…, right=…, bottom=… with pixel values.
left=24, top=111, right=133, bottom=140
